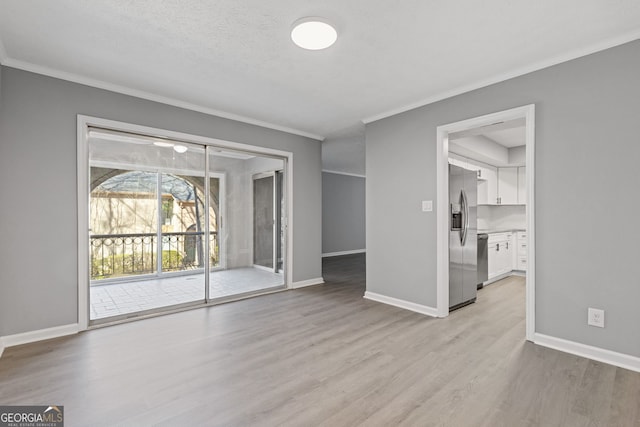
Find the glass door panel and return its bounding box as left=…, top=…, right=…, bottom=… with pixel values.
left=275, top=171, right=284, bottom=273
left=87, top=128, right=288, bottom=323
left=90, top=169, right=158, bottom=281
left=253, top=174, right=275, bottom=269
left=209, top=176, right=222, bottom=270
left=159, top=173, right=206, bottom=273
left=208, top=150, right=286, bottom=299
left=88, top=130, right=206, bottom=322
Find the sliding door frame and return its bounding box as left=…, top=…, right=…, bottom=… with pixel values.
left=252, top=171, right=282, bottom=273
left=77, top=115, right=294, bottom=330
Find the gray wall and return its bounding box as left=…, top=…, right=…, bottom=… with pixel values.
left=321, top=125, right=366, bottom=176
left=0, top=66, right=322, bottom=337
left=366, top=40, right=640, bottom=357
left=322, top=172, right=366, bottom=254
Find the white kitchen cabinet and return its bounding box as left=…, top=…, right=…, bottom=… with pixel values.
left=475, top=164, right=490, bottom=180
left=517, top=257, right=527, bottom=271
left=477, top=166, right=497, bottom=205
left=449, top=154, right=525, bottom=205
left=488, top=232, right=514, bottom=279
left=511, top=233, right=518, bottom=270
left=502, top=233, right=514, bottom=274
left=488, top=241, right=499, bottom=279
left=516, top=231, right=527, bottom=271
left=517, top=167, right=526, bottom=205
left=497, top=167, right=518, bottom=205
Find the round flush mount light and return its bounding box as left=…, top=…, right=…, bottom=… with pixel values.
left=173, top=144, right=188, bottom=154
left=291, top=17, right=337, bottom=50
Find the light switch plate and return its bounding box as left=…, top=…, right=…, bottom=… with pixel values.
left=422, top=200, right=433, bottom=212
left=588, top=308, right=605, bottom=328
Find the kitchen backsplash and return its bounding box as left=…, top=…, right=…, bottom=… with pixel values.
left=477, top=205, right=526, bottom=231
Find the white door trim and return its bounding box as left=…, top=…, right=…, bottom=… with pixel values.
left=77, top=115, right=294, bottom=330
left=436, top=104, right=536, bottom=341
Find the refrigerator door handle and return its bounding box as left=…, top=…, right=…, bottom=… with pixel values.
left=460, top=189, right=469, bottom=246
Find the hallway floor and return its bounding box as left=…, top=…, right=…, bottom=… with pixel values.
left=1, top=254, right=638, bottom=426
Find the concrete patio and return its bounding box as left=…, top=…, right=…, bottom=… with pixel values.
left=90, top=267, right=284, bottom=320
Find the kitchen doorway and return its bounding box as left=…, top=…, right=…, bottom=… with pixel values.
left=436, top=104, right=535, bottom=341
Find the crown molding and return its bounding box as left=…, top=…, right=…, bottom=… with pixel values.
left=0, top=56, right=324, bottom=141
left=322, top=169, right=366, bottom=178
left=363, top=29, right=640, bottom=124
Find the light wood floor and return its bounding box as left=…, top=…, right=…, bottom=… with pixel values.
left=1, top=254, right=639, bottom=426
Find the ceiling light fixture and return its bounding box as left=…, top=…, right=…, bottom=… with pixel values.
left=291, top=17, right=337, bottom=50
left=153, top=141, right=174, bottom=148
left=173, top=145, right=188, bottom=153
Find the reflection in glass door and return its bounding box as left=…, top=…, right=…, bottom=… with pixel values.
left=88, top=131, right=207, bottom=322
left=208, top=151, right=286, bottom=299
left=253, top=173, right=275, bottom=270
left=86, top=126, right=288, bottom=324
left=252, top=170, right=284, bottom=273
left=275, top=171, right=284, bottom=273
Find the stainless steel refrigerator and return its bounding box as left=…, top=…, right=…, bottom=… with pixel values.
left=449, top=164, right=478, bottom=310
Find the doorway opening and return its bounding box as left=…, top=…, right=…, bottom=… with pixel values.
left=78, top=117, right=292, bottom=328
left=436, top=105, right=535, bottom=341
left=253, top=171, right=284, bottom=272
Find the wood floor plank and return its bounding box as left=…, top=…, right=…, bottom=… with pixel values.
left=0, top=253, right=639, bottom=426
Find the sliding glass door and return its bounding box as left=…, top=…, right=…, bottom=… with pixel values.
left=89, top=132, right=207, bottom=321
left=252, top=171, right=284, bottom=272
left=87, top=127, right=287, bottom=324
left=207, top=150, right=286, bottom=299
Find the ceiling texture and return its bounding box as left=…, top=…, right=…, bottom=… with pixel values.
left=1, top=0, right=640, bottom=142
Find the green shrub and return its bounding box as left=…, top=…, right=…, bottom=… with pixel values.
left=91, top=250, right=184, bottom=280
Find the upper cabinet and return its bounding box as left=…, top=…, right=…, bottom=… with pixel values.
left=448, top=154, right=480, bottom=175
left=517, top=166, right=526, bottom=204
left=449, top=154, right=526, bottom=205
left=497, top=167, right=518, bottom=204
left=477, top=166, right=497, bottom=205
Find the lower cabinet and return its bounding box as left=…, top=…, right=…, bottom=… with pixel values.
left=488, top=232, right=513, bottom=279
left=516, top=231, right=527, bottom=272
left=487, top=231, right=527, bottom=281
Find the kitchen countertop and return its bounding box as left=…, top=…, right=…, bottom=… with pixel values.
left=478, top=228, right=526, bottom=234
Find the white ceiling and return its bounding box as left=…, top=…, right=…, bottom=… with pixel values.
left=483, top=127, right=525, bottom=149
left=450, top=118, right=526, bottom=148
left=449, top=118, right=526, bottom=166
left=1, top=1, right=640, bottom=141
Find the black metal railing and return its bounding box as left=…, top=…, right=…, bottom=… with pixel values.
left=90, top=231, right=219, bottom=280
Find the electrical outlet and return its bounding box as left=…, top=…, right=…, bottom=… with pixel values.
left=588, top=308, right=605, bottom=328
left=422, top=200, right=433, bottom=212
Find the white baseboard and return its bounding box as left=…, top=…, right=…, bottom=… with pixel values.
left=322, top=249, right=366, bottom=258
left=1, top=323, right=79, bottom=352
left=534, top=333, right=640, bottom=373
left=0, top=338, right=4, bottom=358
left=483, top=272, right=512, bottom=286
left=364, top=291, right=439, bottom=317
left=483, top=270, right=525, bottom=286
left=290, top=277, right=325, bottom=289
